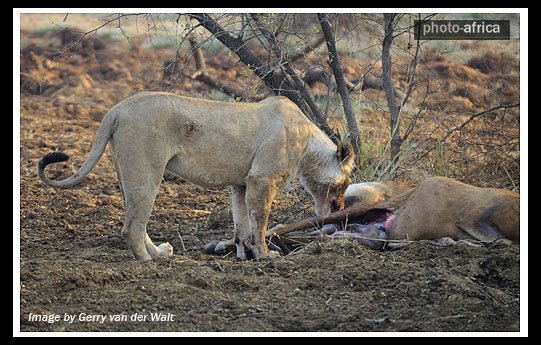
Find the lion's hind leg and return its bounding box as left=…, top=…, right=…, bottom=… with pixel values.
left=120, top=183, right=173, bottom=261
left=115, top=155, right=173, bottom=261
left=119, top=186, right=155, bottom=261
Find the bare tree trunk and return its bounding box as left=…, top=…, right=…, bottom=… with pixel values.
left=382, top=13, right=401, bottom=178
left=318, top=13, right=360, bottom=154
left=189, top=13, right=339, bottom=142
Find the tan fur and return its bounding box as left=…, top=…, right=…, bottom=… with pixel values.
left=389, top=177, right=519, bottom=242
left=345, top=177, right=520, bottom=243
left=344, top=180, right=414, bottom=209
left=38, top=92, right=354, bottom=261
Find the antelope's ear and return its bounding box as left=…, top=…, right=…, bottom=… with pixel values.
left=337, top=141, right=355, bottom=167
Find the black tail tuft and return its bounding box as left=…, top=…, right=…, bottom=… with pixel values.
left=38, top=152, right=70, bottom=170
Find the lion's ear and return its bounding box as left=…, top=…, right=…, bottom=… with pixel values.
left=337, top=141, right=354, bottom=167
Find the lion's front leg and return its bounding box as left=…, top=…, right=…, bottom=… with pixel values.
left=245, top=173, right=284, bottom=260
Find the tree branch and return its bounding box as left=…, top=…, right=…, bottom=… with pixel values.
left=250, top=14, right=337, bottom=140
left=440, top=103, right=520, bottom=143
left=401, top=78, right=431, bottom=143
left=398, top=14, right=422, bottom=112
left=49, top=13, right=142, bottom=61
left=187, top=36, right=248, bottom=100
left=382, top=13, right=401, bottom=177
left=290, top=34, right=326, bottom=61
left=190, top=13, right=338, bottom=141
left=415, top=102, right=520, bottom=162
left=318, top=13, right=360, bottom=152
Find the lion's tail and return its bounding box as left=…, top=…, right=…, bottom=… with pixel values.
left=37, top=111, right=117, bottom=189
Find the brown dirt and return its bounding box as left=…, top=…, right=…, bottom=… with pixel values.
left=19, top=21, right=520, bottom=332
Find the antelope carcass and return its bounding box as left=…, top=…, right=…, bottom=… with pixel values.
left=268, top=176, right=520, bottom=250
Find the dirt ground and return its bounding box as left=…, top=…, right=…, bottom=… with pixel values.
left=19, top=16, right=521, bottom=333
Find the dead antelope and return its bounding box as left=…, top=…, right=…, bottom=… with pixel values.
left=205, top=176, right=519, bottom=255
left=267, top=176, right=520, bottom=250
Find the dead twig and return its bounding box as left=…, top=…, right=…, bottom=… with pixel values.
left=416, top=102, right=520, bottom=162
left=175, top=228, right=187, bottom=252
left=49, top=13, right=142, bottom=61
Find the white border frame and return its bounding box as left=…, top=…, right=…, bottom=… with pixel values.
left=14, top=8, right=528, bottom=337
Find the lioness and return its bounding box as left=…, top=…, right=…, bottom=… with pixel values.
left=38, top=92, right=354, bottom=261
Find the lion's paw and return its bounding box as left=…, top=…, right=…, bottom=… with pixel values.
left=157, top=242, right=174, bottom=257
left=257, top=250, right=281, bottom=260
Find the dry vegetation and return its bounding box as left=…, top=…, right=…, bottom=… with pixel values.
left=19, top=13, right=521, bottom=333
